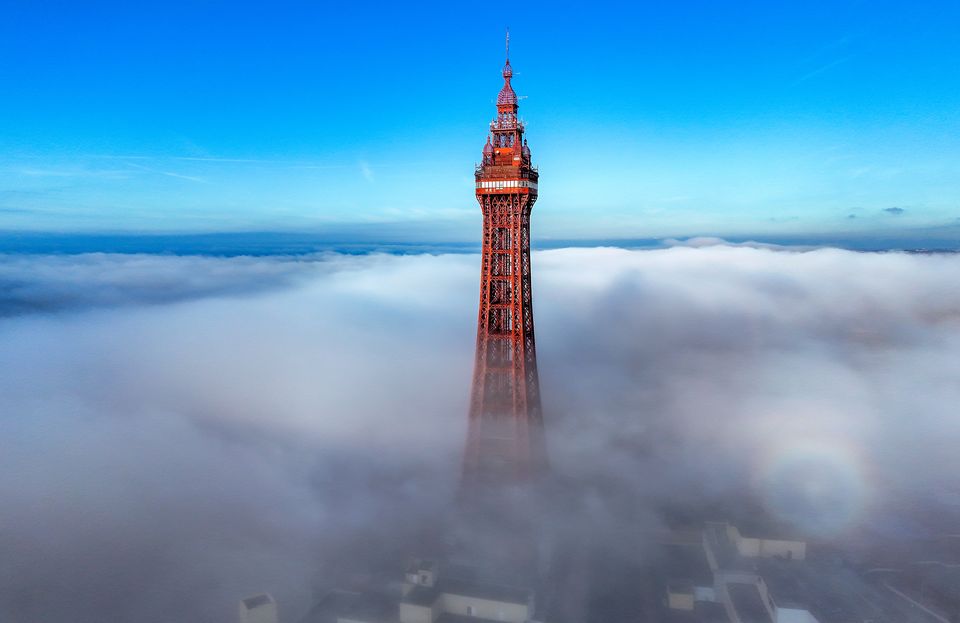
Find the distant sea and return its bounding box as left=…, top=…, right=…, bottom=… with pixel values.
left=0, top=231, right=957, bottom=256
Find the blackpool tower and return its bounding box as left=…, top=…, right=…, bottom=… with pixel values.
left=462, top=34, right=547, bottom=489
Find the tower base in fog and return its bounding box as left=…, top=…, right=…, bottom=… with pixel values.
left=449, top=479, right=550, bottom=581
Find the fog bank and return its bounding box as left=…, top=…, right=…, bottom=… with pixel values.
left=1, top=245, right=958, bottom=622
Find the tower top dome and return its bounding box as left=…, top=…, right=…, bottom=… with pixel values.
left=497, top=79, right=517, bottom=106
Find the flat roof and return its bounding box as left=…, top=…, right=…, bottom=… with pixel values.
left=242, top=594, right=273, bottom=610
left=435, top=614, right=503, bottom=623
left=438, top=578, right=531, bottom=605
left=663, top=601, right=728, bottom=623
left=727, top=582, right=773, bottom=623
left=301, top=589, right=397, bottom=623
left=400, top=573, right=532, bottom=608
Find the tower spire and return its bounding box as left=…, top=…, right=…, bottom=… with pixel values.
left=464, top=40, right=544, bottom=488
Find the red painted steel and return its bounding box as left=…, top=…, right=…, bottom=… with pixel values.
left=462, top=44, right=547, bottom=487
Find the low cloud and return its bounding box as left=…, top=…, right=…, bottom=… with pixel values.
left=1, top=245, right=959, bottom=622
left=662, top=236, right=815, bottom=251
left=884, top=206, right=906, bottom=215
left=0, top=253, right=328, bottom=315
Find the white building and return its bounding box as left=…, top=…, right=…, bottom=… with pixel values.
left=240, top=593, right=279, bottom=623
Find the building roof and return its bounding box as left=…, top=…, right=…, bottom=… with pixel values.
left=301, top=590, right=397, bottom=623
left=704, top=523, right=739, bottom=570
left=662, top=543, right=715, bottom=587
left=242, top=594, right=274, bottom=610
left=436, top=614, right=504, bottom=623
left=663, top=601, right=729, bottom=623
left=754, top=555, right=934, bottom=623
left=402, top=577, right=530, bottom=607
left=439, top=578, right=531, bottom=605
left=405, top=559, right=438, bottom=575
left=727, top=582, right=774, bottom=623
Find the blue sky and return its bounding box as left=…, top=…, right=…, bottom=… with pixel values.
left=1, top=0, right=959, bottom=242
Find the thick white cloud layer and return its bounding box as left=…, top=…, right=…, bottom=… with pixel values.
left=1, top=246, right=959, bottom=622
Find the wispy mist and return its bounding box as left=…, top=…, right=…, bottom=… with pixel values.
left=1, top=245, right=958, bottom=622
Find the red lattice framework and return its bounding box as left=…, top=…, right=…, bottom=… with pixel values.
left=462, top=45, right=547, bottom=487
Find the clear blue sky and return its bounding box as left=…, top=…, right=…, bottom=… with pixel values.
left=1, top=0, right=959, bottom=242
